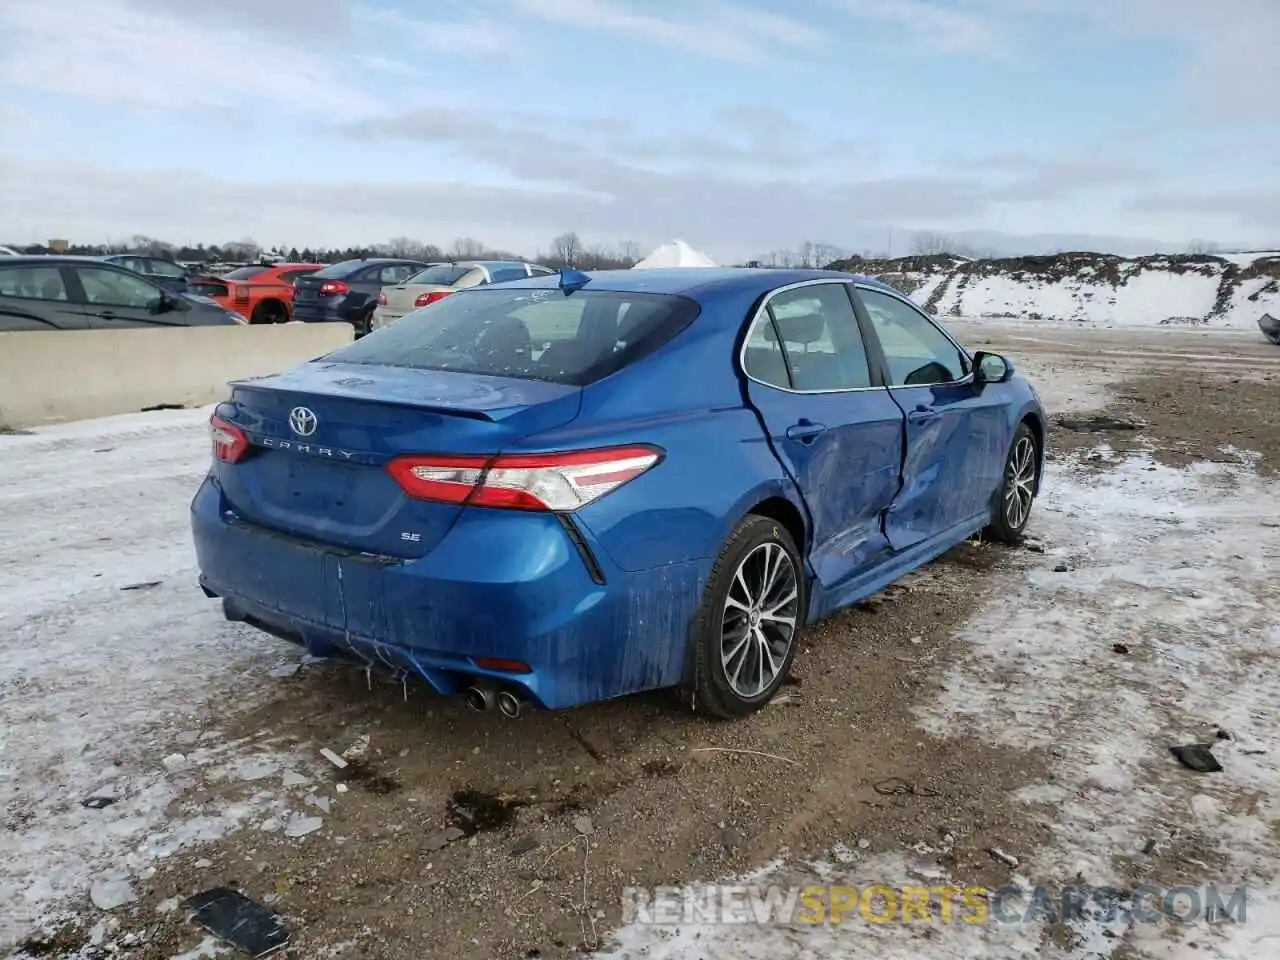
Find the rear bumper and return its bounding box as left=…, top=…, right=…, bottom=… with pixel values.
left=190, top=475, right=704, bottom=709
left=291, top=300, right=363, bottom=324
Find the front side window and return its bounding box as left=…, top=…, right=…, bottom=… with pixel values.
left=856, top=288, right=968, bottom=386
left=76, top=267, right=163, bottom=308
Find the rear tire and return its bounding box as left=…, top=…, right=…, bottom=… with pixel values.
left=249, top=300, right=287, bottom=325
left=685, top=515, right=805, bottom=718
left=984, top=422, right=1039, bottom=544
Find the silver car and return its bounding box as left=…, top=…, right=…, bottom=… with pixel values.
left=371, top=260, right=556, bottom=330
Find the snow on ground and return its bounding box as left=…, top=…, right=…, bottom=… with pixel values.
left=0, top=407, right=302, bottom=950
left=597, top=453, right=1280, bottom=957
left=890, top=252, right=1280, bottom=328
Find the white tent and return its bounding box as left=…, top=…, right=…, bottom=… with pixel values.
left=631, top=239, right=717, bottom=269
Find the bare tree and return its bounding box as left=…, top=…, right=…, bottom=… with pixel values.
left=910, top=232, right=950, bottom=256
left=617, top=240, right=643, bottom=265
left=382, top=237, right=442, bottom=260
left=551, top=232, right=583, bottom=267
left=1187, top=239, right=1220, bottom=255
left=222, top=238, right=261, bottom=261
left=450, top=237, right=486, bottom=259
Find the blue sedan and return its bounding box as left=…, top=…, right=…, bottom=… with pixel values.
left=191, top=268, right=1046, bottom=718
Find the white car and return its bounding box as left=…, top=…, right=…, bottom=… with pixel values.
left=0, top=246, right=21, bottom=256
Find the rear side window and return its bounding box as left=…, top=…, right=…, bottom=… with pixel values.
left=326, top=288, right=699, bottom=386
left=0, top=266, right=69, bottom=300
left=408, top=264, right=470, bottom=285
left=278, top=268, right=320, bottom=284
left=746, top=284, right=872, bottom=391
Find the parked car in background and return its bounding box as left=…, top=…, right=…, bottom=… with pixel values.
left=372, top=260, right=556, bottom=330
left=188, top=262, right=324, bottom=324
left=0, top=246, right=21, bottom=256
left=101, top=254, right=196, bottom=293
left=290, top=257, right=432, bottom=336
left=191, top=267, right=1046, bottom=719
left=0, top=256, right=246, bottom=330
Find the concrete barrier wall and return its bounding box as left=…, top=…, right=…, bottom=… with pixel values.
left=0, top=323, right=354, bottom=430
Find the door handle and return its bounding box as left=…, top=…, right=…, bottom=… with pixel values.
left=786, top=420, right=828, bottom=443
left=97, top=310, right=117, bottom=320
left=908, top=404, right=936, bottom=424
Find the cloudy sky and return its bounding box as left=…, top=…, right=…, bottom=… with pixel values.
left=1, top=0, right=1277, bottom=260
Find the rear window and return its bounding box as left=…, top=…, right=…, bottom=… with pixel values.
left=310, top=259, right=367, bottom=279
left=325, top=288, right=699, bottom=386
left=408, top=264, right=471, bottom=285
left=222, top=266, right=270, bottom=281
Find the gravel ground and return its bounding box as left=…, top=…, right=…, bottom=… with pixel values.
left=9, top=323, right=1280, bottom=959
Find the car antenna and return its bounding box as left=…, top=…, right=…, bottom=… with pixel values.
left=558, top=267, right=591, bottom=294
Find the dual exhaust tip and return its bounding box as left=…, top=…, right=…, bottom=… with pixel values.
left=465, top=682, right=529, bottom=718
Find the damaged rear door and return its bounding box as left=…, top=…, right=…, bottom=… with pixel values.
left=740, top=280, right=904, bottom=591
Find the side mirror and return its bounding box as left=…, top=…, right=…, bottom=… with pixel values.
left=972, top=351, right=1013, bottom=384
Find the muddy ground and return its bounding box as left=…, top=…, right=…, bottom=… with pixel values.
left=16, top=323, right=1280, bottom=960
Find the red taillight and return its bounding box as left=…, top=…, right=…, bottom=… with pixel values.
left=377, top=291, right=388, bottom=306
left=473, top=657, right=532, bottom=673
left=414, top=290, right=451, bottom=308
left=319, top=280, right=349, bottom=296
left=210, top=415, right=249, bottom=464
left=232, top=284, right=250, bottom=303
left=385, top=445, right=661, bottom=511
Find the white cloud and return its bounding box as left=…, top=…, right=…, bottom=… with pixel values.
left=504, top=0, right=826, bottom=62
left=825, top=0, right=1015, bottom=57
left=358, top=8, right=521, bottom=57
left=0, top=0, right=378, bottom=114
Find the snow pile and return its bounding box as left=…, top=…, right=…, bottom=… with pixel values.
left=832, top=251, right=1280, bottom=328
left=632, top=239, right=718, bottom=269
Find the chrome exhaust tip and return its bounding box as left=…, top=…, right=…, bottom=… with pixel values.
left=496, top=690, right=527, bottom=719
left=465, top=684, right=496, bottom=712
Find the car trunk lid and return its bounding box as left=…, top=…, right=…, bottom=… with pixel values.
left=382, top=283, right=450, bottom=315
left=213, top=361, right=582, bottom=558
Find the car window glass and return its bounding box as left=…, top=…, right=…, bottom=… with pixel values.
left=856, top=288, right=967, bottom=386
left=742, top=315, right=791, bottom=389
left=327, top=288, right=696, bottom=387
left=278, top=269, right=317, bottom=284
left=409, top=264, right=470, bottom=285
left=489, top=265, right=528, bottom=284
left=0, top=266, right=69, bottom=301
left=379, top=264, right=416, bottom=284
left=529, top=266, right=555, bottom=276
left=764, top=284, right=871, bottom=390
left=77, top=267, right=163, bottom=308
left=148, top=259, right=188, bottom=278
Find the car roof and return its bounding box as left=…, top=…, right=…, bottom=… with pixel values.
left=0, top=255, right=130, bottom=266
left=485, top=267, right=895, bottom=300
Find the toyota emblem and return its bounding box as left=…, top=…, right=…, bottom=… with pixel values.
left=288, top=406, right=318, bottom=437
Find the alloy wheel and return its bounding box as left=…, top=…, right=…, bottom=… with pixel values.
left=1004, top=435, right=1037, bottom=529
left=720, top=542, right=799, bottom=698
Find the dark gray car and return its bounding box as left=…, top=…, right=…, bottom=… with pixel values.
left=0, top=256, right=246, bottom=331
left=290, top=257, right=433, bottom=336
left=100, top=254, right=196, bottom=293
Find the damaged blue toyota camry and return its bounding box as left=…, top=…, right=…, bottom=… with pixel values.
left=191, top=267, right=1046, bottom=718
